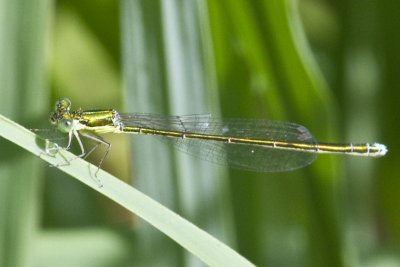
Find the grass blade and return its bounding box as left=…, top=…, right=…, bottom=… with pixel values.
left=0, top=114, right=255, bottom=267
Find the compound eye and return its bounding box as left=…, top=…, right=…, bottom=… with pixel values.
left=55, top=98, right=72, bottom=111
left=58, top=119, right=73, bottom=133
left=49, top=112, right=57, bottom=125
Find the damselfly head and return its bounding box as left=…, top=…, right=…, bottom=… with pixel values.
left=49, top=98, right=72, bottom=125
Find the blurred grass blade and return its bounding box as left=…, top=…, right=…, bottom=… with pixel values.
left=0, top=114, right=255, bottom=267
left=209, top=0, right=341, bottom=265
left=121, top=1, right=235, bottom=265
left=0, top=1, right=49, bottom=267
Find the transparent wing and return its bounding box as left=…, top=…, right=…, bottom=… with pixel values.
left=120, top=114, right=318, bottom=172
left=31, top=128, right=70, bottom=147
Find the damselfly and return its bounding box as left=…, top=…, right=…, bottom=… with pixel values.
left=44, top=98, right=387, bottom=174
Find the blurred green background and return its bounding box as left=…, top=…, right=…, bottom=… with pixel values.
left=0, top=0, right=399, bottom=266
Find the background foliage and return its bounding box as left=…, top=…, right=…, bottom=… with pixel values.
left=0, top=0, right=399, bottom=266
